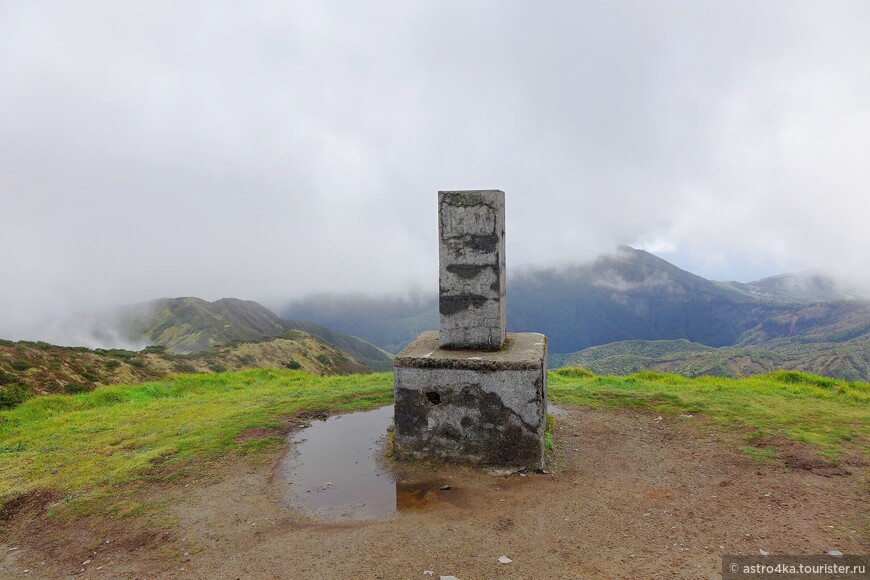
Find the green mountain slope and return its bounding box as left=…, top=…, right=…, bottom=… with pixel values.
left=281, top=319, right=395, bottom=371
left=122, top=297, right=287, bottom=353
left=736, top=301, right=870, bottom=346
left=552, top=338, right=870, bottom=381
left=115, top=297, right=393, bottom=370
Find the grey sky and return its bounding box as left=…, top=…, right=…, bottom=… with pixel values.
left=2, top=1, right=869, bottom=338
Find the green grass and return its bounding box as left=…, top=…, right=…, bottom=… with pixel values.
left=739, top=445, right=777, bottom=464
left=0, top=369, right=392, bottom=516
left=1, top=367, right=867, bottom=519
left=544, top=412, right=556, bottom=451
left=549, top=368, right=870, bottom=458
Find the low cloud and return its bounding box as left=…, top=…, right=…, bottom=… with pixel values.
left=1, top=1, right=869, bottom=344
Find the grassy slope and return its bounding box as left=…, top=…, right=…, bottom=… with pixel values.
left=0, top=332, right=369, bottom=405
left=549, top=369, right=869, bottom=458
left=1, top=369, right=867, bottom=517
left=0, top=370, right=392, bottom=517
left=283, top=320, right=395, bottom=371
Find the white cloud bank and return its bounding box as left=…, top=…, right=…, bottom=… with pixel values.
left=1, top=0, right=869, bottom=339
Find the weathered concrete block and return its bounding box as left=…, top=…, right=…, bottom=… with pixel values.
left=393, top=331, right=547, bottom=469
left=438, top=190, right=506, bottom=350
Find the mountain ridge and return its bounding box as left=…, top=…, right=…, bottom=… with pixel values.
left=279, top=247, right=870, bottom=379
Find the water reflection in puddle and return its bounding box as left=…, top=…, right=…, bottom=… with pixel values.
left=276, top=405, right=396, bottom=522
left=276, top=403, right=565, bottom=522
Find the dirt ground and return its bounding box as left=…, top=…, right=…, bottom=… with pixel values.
left=2, top=406, right=867, bottom=579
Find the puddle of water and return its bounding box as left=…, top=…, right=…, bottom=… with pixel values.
left=277, top=403, right=567, bottom=522
left=277, top=405, right=396, bottom=522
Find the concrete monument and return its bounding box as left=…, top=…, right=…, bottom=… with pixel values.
left=393, top=190, right=548, bottom=469
left=438, top=190, right=506, bottom=350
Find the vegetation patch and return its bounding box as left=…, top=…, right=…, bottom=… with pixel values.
left=64, top=382, right=90, bottom=395
left=9, top=359, right=32, bottom=372
left=0, top=369, right=18, bottom=385
left=739, top=446, right=777, bottom=464
left=549, top=368, right=870, bottom=461
left=553, top=367, right=595, bottom=379
left=0, top=384, right=29, bottom=410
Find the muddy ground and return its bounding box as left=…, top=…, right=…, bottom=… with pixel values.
left=1, top=406, right=867, bottom=579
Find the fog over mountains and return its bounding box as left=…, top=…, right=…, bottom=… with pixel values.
left=279, top=248, right=870, bottom=379
left=280, top=247, right=869, bottom=352
left=3, top=247, right=869, bottom=379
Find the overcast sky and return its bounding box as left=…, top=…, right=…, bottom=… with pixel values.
left=1, top=0, right=869, bottom=337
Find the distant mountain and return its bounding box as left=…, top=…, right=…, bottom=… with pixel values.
left=717, top=273, right=867, bottom=304
left=506, top=247, right=760, bottom=352
left=113, top=297, right=393, bottom=371
left=513, top=251, right=869, bottom=352
left=276, top=293, right=438, bottom=355
left=279, top=247, right=870, bottom=379
left=736, top=301, right=870, bottom=346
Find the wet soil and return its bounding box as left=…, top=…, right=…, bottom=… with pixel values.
left=2, top=406, right=867, bottom=579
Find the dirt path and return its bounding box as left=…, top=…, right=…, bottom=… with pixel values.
left=2, top=406, right=867, bottom=579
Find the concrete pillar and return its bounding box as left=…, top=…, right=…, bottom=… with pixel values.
left=438, top=190, right=506, bottom=350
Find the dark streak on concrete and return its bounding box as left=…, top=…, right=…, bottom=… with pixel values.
left=439, top=191, right=498, bottom=209
left=465, top=233, right=499, bottom=254
left=445, top=264, right=491, bottom=279
left=438, top=294, right=489, bottom=316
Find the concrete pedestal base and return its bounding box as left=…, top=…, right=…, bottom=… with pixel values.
left=393, top=331, right=548, bottom=469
